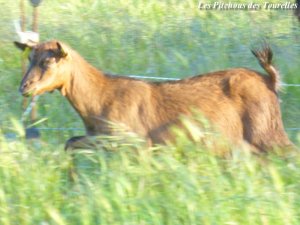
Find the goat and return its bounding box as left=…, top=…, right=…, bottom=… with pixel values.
left=14, top=40, right=294, bottom=152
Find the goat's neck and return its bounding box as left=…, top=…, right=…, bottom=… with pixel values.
left=63, top=54, right=107, bottom=118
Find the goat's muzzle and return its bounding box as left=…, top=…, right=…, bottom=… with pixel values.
left=19, top=80, right=35, bottom=97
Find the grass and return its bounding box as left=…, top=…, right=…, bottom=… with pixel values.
left=1, top=134, right=300, bottom=224
left=0, top=0, right=300, bottom=224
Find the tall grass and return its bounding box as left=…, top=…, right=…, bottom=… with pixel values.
left=1, top=129, right=300, bottom=225
left=0, top=0, right=300, bottom=224
left=1, top=131, right=300, bottom=224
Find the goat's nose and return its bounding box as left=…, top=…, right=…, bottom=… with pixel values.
left=19, top=80, right=32, bottom=93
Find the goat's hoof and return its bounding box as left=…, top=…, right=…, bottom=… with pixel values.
left=64, top=136, right=84, bottom=151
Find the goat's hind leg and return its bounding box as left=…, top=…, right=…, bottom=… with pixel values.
left=242, top=100, right=294, bottom=152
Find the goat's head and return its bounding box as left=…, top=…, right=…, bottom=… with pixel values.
left=15, top=40, right=70, bottom=97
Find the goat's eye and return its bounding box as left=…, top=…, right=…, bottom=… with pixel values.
left=40, top=58, right=54, bottom=68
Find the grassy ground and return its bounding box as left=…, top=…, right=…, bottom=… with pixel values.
left=1, top=0, right=300, bottom=224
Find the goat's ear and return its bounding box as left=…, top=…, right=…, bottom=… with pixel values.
left=55, top=42, right=68, bottom=58
left=14, top=41, right=32, bottom=51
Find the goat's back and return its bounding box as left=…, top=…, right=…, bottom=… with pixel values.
left=144, top=68, right=291, bottom=150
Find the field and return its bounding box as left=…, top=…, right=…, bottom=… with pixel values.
left=1, top=0, right=300, bottom=224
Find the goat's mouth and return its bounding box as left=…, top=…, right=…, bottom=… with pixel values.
left=20, top=87, right=36, bottom=97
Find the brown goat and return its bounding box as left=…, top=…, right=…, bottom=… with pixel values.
left=15, top=40, right=293, bottom=152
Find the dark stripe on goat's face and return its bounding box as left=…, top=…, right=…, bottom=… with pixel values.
left=19, top=50, right=54, bottom=96
left=19, top=63, right=45, bottom=96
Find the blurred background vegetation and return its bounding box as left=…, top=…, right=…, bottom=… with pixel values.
left=1, top=0, right=300, bottom=142
left=0, top=0, right=300, bottom=224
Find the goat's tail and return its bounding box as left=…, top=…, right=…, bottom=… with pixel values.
left=251, top=45, right=280, bottom=92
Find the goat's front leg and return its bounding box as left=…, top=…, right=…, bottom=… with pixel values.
left=64, top=135, right=99, bottom=151
left=64, top=135, right=97, bottom=183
